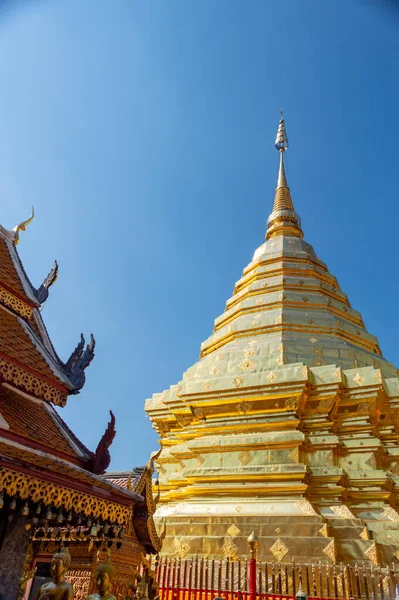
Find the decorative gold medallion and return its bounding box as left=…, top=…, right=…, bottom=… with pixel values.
left=285, top=396, right=299, bottom=410
left=267, top=371, right=277, bottom=384
left=232, top=375, right=244, bottom=388
left=236, top=401, right=252, bottom=414
left=269, top=538, right=289, bottom=562
left=353, top=373, right=365, bottom=386
left=239, top=358, right=256, bottom=371
left=227, top=523, right=240, bottom=538
left=238, top=451, right=252, bottom=465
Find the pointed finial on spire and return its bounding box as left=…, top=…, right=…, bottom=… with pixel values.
left=266, top=111, right=303, bottom=240
left=275, top=108, right=289, bottom=152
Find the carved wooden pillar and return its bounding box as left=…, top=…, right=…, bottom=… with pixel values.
left=0, top=514, right=30, bottom=600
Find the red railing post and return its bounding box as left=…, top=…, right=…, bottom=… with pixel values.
left=247, top=531, right=259, bottom=600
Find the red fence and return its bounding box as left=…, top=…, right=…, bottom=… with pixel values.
left=155, top=556, right=399, bottom=600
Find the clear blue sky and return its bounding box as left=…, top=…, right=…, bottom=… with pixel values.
left=0, top=0, right=397, bottom=470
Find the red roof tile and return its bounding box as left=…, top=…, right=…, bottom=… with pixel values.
left=0, top=238, right=31, bottom=301
left=0, top=308, right=63, bottom=384
left=0, top=385, right=79, bottom=459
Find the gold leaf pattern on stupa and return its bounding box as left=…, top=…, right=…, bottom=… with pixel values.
left=330, top=505, right=354, bottom=519
left=301, top=366, right=308, bottom=379
left=288, top=447, right=299, bottom=464
left=366, top=454, right=377, bottom=469
left=222, top=537, right=238, bottom=558
left=314, top=397, right=335, bottom=414
left=295, top=500, right=317, bottom=515
left=236, top=401, right=251, bottom=415
left=333, top=368, right=341, bottom=380
left=238, top=451, right=252, bottom=466
left=267, top=371, right=277, bottom=384
left=285, top=396, right=299, bottom=410
left=353, top=373, right=365, bottom=386
left=232, top=375, right=244, bottom=388
left=322, top=540, right=335, bottom=562
left=309, top=337, right=317, bottom=343
left=239, top=358, right=256, bottom=371
left=173, top=537, right=191, bottom=558
left=191, top=406, right=205, bottom=421
left=244, top=348, right=255, bottom=358
left=203, top=381, right=210, bottom=391
left=227, top=523, right=240, bottom=538
left=359, top=528, right=369, bottom=540
left=319, top=524, right=328, bottom=537
left=269, top=538, right=289, bottom=562
left=196, top=454, right=204, bottom=466
left=357, top=400, right=375, bottom=414
left=381, top=506, right=399, bottom=522
left=324, top=450, right=334, bottom=466
left=210, top=364, right=220, bottom=375
left=256, top=297, right=263, bottom=305
left=364, top=542, right=378, bottom=565
left=373, top=370, right=382, bottom=383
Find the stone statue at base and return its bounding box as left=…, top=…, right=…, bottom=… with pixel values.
left=34, top=547, right=73, bottom=600
left=87, top=555, right=116, bottom=600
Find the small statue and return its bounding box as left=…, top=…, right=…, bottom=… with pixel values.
left=87, top=555, right=116, bottom=600
left=136, top=587, right=147, bottom=600
left=138, top=556, right=159, bottom=600
left=18, top=563, right=37, bottom=600
left=34, top=547, right=73, bottom=600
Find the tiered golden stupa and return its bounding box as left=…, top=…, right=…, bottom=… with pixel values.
left=145, top=113, right=399, bottom=566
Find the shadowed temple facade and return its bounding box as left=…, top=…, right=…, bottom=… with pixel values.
left=145, top=114, right=399, bottom=566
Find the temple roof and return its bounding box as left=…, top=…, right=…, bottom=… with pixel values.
left=0, top=385, right=91, bottom=464
left=0, top=218, right=95, bottom=405
left=106, top=456, right=164, bottom=553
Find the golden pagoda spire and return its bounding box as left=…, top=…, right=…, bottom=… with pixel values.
left=266, top=110, right=303, bottom=240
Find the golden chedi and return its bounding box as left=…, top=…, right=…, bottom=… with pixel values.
left=145, top=112, right=399, bottom=566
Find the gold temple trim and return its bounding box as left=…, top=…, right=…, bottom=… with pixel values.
left=201, top=322, right=380, bottom=357
left=0, top=466, right=131, bottom=524
left=0, top=283, right=34, bottom=319
left=0, top=355, right=68, bottom=406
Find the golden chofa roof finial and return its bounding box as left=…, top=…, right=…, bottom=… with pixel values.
left=13, top=206, right=34, bottom=246
left=266, top=112, right=303, bottom=240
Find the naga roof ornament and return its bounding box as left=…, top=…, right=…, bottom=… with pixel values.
left=34, top=260, right=59, bottom=304
left=64, top=333, right=96, bottom=392
left=89, top=410, right=116, bottom=475
left=13, top=205, right=34, bottom=246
